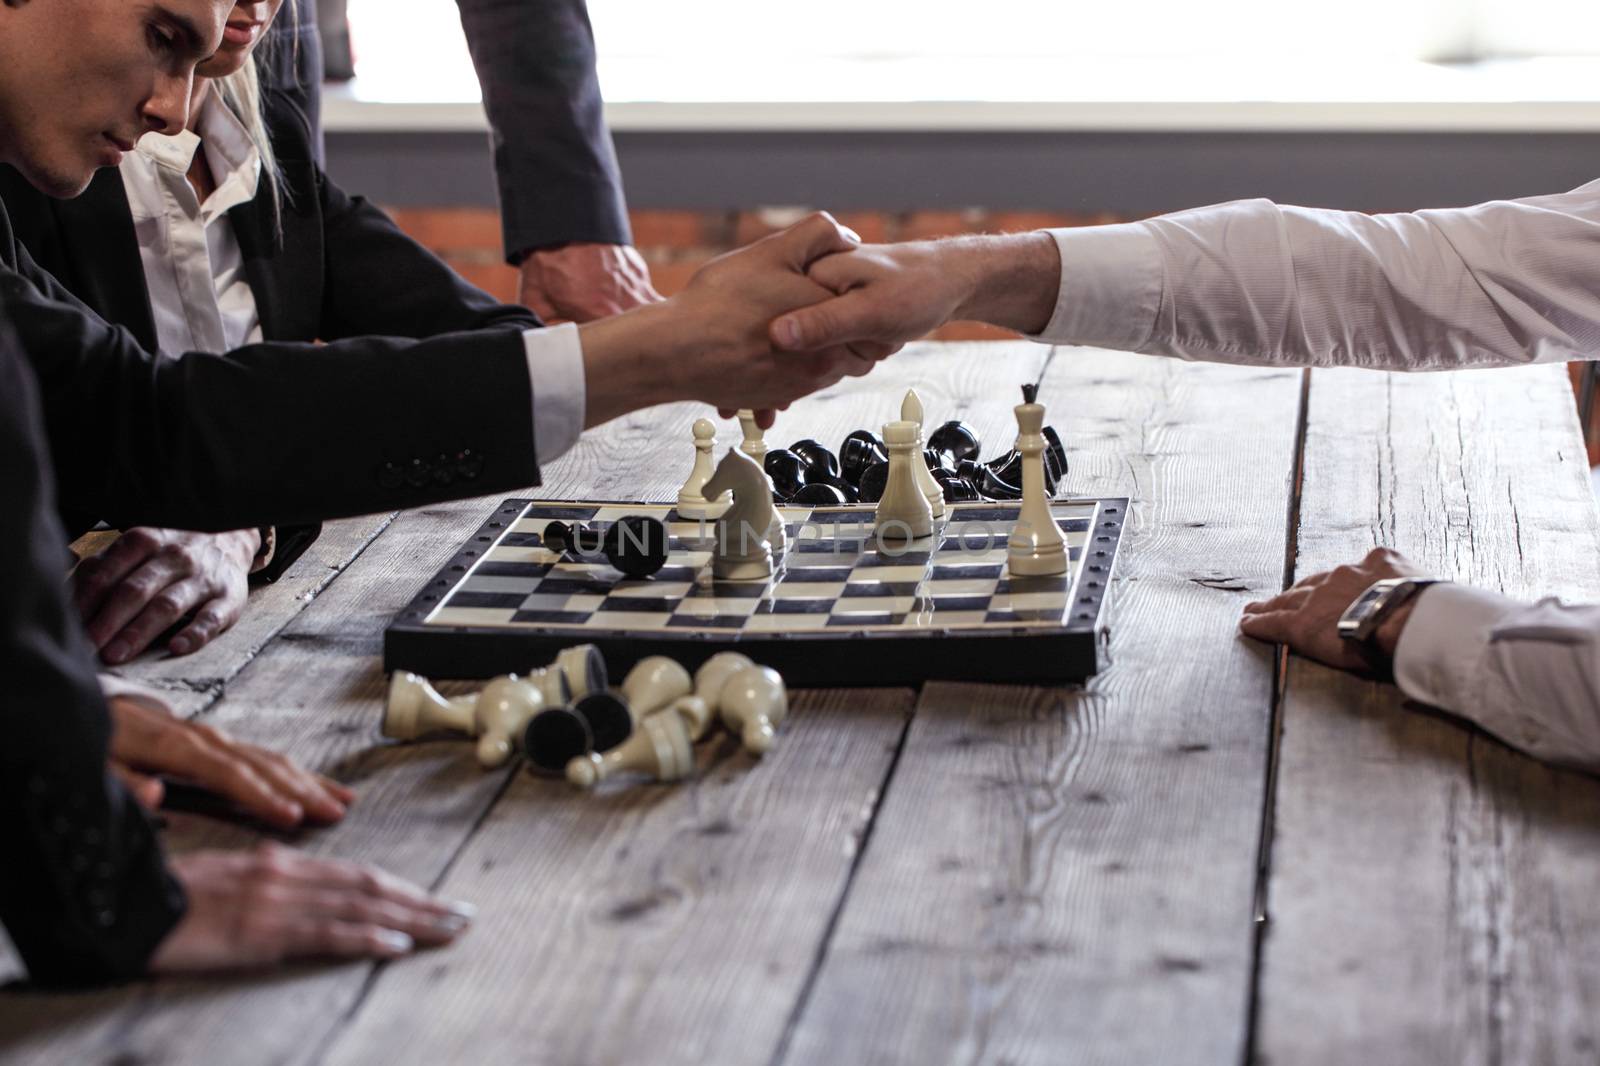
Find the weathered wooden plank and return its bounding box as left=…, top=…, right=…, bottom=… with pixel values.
left=1257, top=366, right=1600, bottom=1065
left=784, top=353, right=1303, bottom=1065
left=315, top=343, right=1051, bottom=1066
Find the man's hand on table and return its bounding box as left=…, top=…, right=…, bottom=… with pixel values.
left=1239, top=547, right=1426, bottom=676
left=148, top=844, right=473, bottom=973
left=109, top=695, right=353, bottom=828
left=578, top=213, right=885, bottom=429
left=519, top=242, right=662, bottom=323
left=74, top=527, right=259, bottom=663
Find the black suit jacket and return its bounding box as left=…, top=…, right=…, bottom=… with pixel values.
left=0, top=91, right=545, bottom=569
left=265, top=0, right=632, bottom=261
left=0, top=333, right=184, bottom=987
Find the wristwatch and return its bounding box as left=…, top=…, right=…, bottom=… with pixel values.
left=1337, top=577, right=1443, bottom=647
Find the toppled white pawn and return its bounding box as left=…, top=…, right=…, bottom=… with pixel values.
left=657, top=694, right=714, bottom=741
left=383, top=672, right=475, bottom=741
left=566, top=708, right=696, bottom=788
left=471, top=674, right=558, bottom=768
left=621, top=656, right=693, bottom=722
left=554, top=644, right=608, bottom=701
left=677, top=418, right=732, bottom=520
left=646, top=652, right=754, bottom=741
left=718, top=665, right=788, bottom=755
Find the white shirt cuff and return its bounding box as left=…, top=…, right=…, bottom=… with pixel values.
left=523, top=323, right=585, bottom=466
left=1392, top=583, right=1524, bottom=713
left=1027, top=223, right=1164, bottom=351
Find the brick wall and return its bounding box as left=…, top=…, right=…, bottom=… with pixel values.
left=384, top=205, right=1124, bottom=342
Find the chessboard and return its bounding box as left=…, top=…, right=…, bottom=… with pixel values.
left=384, top=497, right=1127, bottom=686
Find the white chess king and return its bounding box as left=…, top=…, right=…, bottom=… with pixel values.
left=1006, top=385, right=1069, bottom=576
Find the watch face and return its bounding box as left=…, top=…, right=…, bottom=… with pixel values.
left=1338, top=580, right=1399, bottom=640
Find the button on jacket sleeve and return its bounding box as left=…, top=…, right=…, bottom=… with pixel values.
left=0, top=333, right=185, bottom=987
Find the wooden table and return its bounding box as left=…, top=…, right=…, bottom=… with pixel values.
left=5, top=342, right=1600, bottom=1066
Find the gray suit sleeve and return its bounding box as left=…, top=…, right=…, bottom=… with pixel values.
left=454, top=0, right=633, bottom=261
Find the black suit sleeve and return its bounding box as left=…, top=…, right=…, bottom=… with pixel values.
left=0, top=335, right=186, bottom=987
left=454, top=0, right=633, bottom=260
left=0, top=214, right=543, bottom=534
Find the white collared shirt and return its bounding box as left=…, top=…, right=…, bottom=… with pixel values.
left=1032, top=182, right=1600, bottom=771
left=119, top=93, right=583, bottom=464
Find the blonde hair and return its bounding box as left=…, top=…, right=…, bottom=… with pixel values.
left=214, top=60, right=285, bottom=226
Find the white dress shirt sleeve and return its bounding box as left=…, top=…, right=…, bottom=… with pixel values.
left=1393, top=584, right=1600, bottom=772
left=523, top=322, right=586, bottom=465
left=1034, top=179, right=1600, bottom=371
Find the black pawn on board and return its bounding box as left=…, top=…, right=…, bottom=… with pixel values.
left=979, top=464, right=1023, bottom=501
left=790, top=439, right=841, bottom=482
left=763, top=449, right=810, bottom=501
left=542, top=515, right=669, bottom=579
left=923, top=447, right=954, bottom=474
left=840, top=430, right=887, bottom=487
left=791, top=482, right=849, bottom=506
left=856, top=459, right=891, bottom=504
left=932, top=468, right=981, bottom=503
left=929, top=421, right=981, bottom=465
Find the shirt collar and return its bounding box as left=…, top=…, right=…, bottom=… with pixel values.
left=132, top=88, right=261, bottom=217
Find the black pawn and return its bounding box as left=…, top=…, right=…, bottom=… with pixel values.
left=932, top=468, right=981, bottom=503
left=985, top=450, right=1024, bottom=486
left=840, top=430, right=887, bottom=487
left=791, top=482, right=849, bottom=506
left=979, top=465, right=1023, bottom=501
left=1042, top=425, right=1068, bottom=482
left=929, top=421, right=981, bottom=465
left=955, top=459, right=984, bottom=484
left=522, top=706, right=592, bottom=775
left=856, top=460, right=891, bottom=504
left=543, top=516, right=669, bottom=579
left=923, top=447, right=954, bottom=474
left=764, top=449, right=810, bottom=501
left=790, top=439, right=841, bottom=482
left=574, top=691, right=633, bottom=752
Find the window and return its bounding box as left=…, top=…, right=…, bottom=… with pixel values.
left=343, top=0, right=1600, bottom=103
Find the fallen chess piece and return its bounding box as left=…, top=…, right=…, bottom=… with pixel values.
left=383, top=645, right=606, bottom=769
left=543, top=515, right=669, bottom=579
left=566, top=707, right=696, bottom=789
left=521, top=691, right=633, bottom=774
left=620, top=656, right=693, bottom=722
left=718, top=664, right=788, bottom=756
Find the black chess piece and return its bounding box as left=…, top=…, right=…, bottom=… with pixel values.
left=791, top=482, right=849, bottom=506
left=955, top=458, right=984, bottom=484
left=923, top=447, right=954, bottom=474
left=856, top=460, right=891, bottom=504
left=985, top=450, right=1024, bottom=486
left=542, top=515, right=669, bottom=579
left=929, top=421, right=981, bottom=465
left=790, top=439, right=842, bottom=482
left=932, top=468, right=981, bottom=503
left=763, top=449, right=810, bottom=500
left=521, top=691, right=634, bottom=774
left=521, top=705, right=591, bottom=774
left=840, top=430, right=888, bottom=487
left=1043, top=425, right=1068, bottom=482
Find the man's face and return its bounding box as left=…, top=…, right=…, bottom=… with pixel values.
left=0, top=0, right=230, bottom=198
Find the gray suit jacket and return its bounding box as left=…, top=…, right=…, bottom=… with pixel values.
left=266, top=0, right=631, bottom=262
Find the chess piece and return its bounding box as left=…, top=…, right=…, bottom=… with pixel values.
left=574, top=692, right=634, bottom=750
left=790, top=439, right=841, bottom=482
left=566, top=709, right=696, bottom=789
left=900, top=388, right=948, bottom=519
left=553, top=644, right=608, bottom=701
left=621, top=656, right=693, bottom=721
left=929, top=420, right=981, bottom=465
left=521, top=705, right=592, bottom=774
left=839, top=430, right=887, bottom=487
left=470, top=674, right=561, bottom=768
left=792, top=482, right=848, bottom=506
left=382, top=672, right=475, bottom=741
left=718, top=664, right=788, bottom=756
left=932, top=468, right=981, bottom=503
left=653, top=694, right=714, bottom=741
left=684, top=651, right=757, bottom=741
left=1043, top=425, right=1069, bottom=484
left=1006, top=384, right=1069, bottom=577
left=677, top=418, right=732, bottom=520
left=874, top=420, right=936, bottom=543
left=701, top=449, right=776, bottom=580
left=763, top=449, right=809, bottom=501
left=736, top=409, right=768, bottom=462
left=856, top=460, right=890, bottom=504
left=543, top=516, right=669, bottom=579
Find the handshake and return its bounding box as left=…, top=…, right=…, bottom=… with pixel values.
left=575, top=213, right=1064, bottom=430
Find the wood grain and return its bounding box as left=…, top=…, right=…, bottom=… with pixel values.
left=782, top=352, right=1304, bottom=1065
left=1256, top=366, right=1600, bottom=1065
